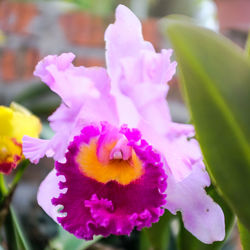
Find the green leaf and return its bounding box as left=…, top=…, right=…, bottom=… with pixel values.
left=4, top=206, right=30, bottom=250
left=14, top=83, right=50, bottom=104
left=245, top=32, right=250, bottom=59
left=48, top=226, right=101, bottom=250
left=162, top=16, right=250, bottom=230
left=238, top=221, right=250, bottom=250
left=10, top=160, right=29, bottom=192
left=140, top=210, right=172, bottom=250
left=13, top=82, right=60, bottom=116
left=177, top=186, right=235, bottom=250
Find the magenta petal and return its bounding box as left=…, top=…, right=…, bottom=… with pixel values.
left=52, top=124, right=167, bottom=240
left=165, top=162, right=225, bottom=244
left=37, top=169, right=66, bottom=223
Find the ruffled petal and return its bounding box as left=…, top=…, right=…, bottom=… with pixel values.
left=164, top=123, right=203, bottom=181
left=105, top=6, right=176, bottom=133
left=37, top=169, right=66, bottom=222
left=51, top=123, right=167, bottom=240
left=34, top=53, right=110, bottom=107
left=139, top=121, right=202, bottom=181
left=165, top=162, right=225, bottom=244
left=105, top=4, right=153, bottom=80
left=23, top=133, right=70, bottom=164
left=23, top=53, right=120, bottom=164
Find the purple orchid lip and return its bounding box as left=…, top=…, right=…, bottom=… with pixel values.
left=52, top=122, right=167, bottom=240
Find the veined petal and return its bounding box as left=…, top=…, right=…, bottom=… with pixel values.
left=165, top=161, right=225, bottom=243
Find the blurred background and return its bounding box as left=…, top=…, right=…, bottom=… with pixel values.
left=0, top=0, right=249, bottom=249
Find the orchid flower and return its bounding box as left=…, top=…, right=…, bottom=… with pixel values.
left=0, top=102, right=41, bottom=174
left=23, top=5, right=225, bottom=244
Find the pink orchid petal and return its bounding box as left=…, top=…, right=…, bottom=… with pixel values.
left=37, top=169, right=66, bottom=223
left=129, top=83, right=171, bottom=134
left=22, top=136, right=51, bottom=164
left=34, top=53, right=111, bottom=107
left=105, top=6, right=176, bottom=133
left=139, top=121, right=202, bottom=181
left=118, top=49, right=176, bottom=133
left=105, top=5, right=153, bottom=80
left=165, top=162, right=225, bottom=243
left=24, top=96, right=119, bottom=164
left=24, top=53, right=120, bottom=164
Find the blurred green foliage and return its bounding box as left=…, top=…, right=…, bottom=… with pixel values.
left=163, top=15, right=250, bottom=248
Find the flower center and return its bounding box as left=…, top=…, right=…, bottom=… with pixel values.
left=76, top=139, right=144, bottom=185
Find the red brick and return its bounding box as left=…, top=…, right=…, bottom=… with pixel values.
left=74, top=56, right=105, bottom=67
left=60, top=11, right=105, bottom=47
left=0, top=50, right=17, bottom=82
left=23, top=48, right=40, bottom=79
left=0, top=1, right=38, bottom=35
left=215, top=0, right=250, bottom=31
left=142, top=18, right=161, bottom=50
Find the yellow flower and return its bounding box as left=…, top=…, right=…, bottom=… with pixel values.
left=0, top=102, right=41, bottom=174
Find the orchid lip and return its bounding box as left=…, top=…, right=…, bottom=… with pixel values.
left=52, top=123, right=167, bottom=239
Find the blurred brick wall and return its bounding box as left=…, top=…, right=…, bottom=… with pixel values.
left=0, top=1, right=162, bottom=103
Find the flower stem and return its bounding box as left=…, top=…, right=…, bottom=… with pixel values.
left=0, top=159, right=29, bottom=228
left=9, top=159, right=29, bottom=193
left=4, top=206, right=30, bottom=250
left=0, top=174, right=8, bottom=198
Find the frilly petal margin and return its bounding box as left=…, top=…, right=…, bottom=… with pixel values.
left=23, top=52, right=120, bottom=164
left=105, top=5, right=177, bottom=134
left=51, top=124, right=167, bottom=240
left=23, top=132, right=70, bottom=164
left=22, top=136, right=50, bottom=164
left=37, top=169, right=66, bottom=223
left=139, top=121, right=202, bottom=182
left=105, top=5, right=154, bottom=80
left=164, top=161, right=225, bottom=244
left=34, top=53, right=111, bottom=107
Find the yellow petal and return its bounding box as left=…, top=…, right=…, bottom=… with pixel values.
left=0, top=103, right=41, bottom=173
left=10, top=102, right=41, bottom=142
left=0, top=106, right=13, bottom=137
